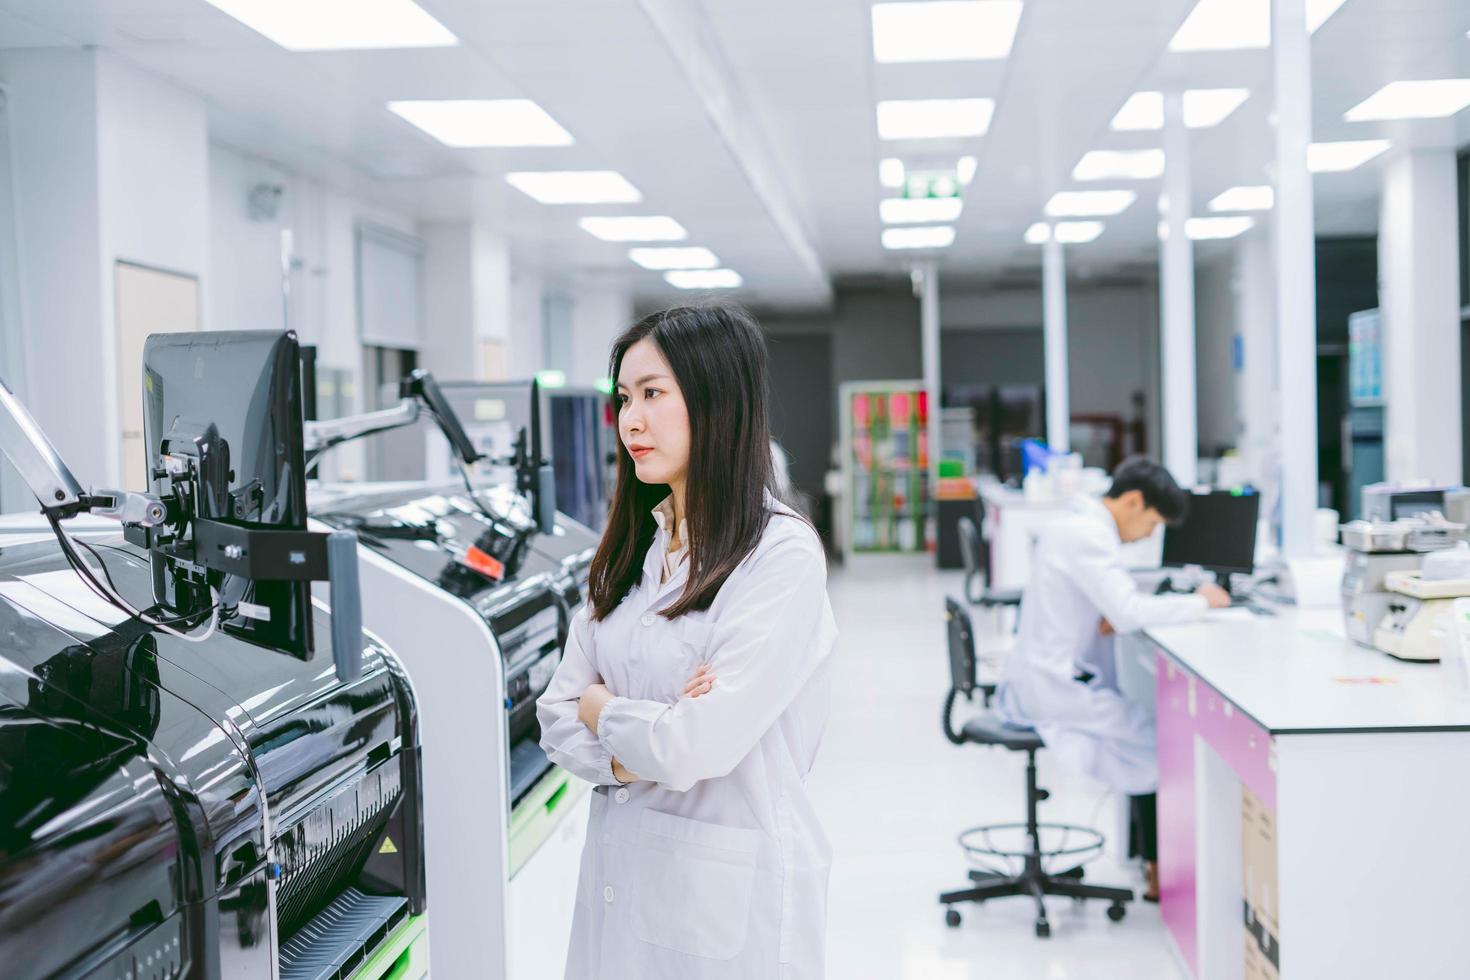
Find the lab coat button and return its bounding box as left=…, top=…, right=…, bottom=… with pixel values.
left=604, top=885, right=615, bottom=903
left=640, top=613, right=655, bottom=627
left=614, top=788, right=630, bottom=804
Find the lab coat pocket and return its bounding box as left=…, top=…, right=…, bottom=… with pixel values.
left=629, top=808, right=760, bottom=960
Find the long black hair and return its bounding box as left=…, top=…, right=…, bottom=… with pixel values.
left=587, top=304, right=780, bottom=622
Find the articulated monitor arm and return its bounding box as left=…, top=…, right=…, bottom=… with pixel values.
left=0, top=375, right=167, bottom=527
left=304, top=399, right=422, bottom=462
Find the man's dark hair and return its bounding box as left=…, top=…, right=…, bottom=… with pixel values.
left=1105, top=457, right=1190, bottom=524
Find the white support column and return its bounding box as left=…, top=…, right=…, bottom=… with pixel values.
left=1042, top=234, right=1070, bottom=451
left=1234, top=230, right=1279, bottom=489
left=1378, top=149, right=1463, bottom=485
left=918, top=260, right=941, bottom=534
left=1159, top=88, right=1198, bottom=486
left=1272, top=0, right=1320, bottom=557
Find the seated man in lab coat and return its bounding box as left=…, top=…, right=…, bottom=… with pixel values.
left=995, top=457, right=1228, bottom=900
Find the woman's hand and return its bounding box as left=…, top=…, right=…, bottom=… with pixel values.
left=578, top=683, right=615, bottom=733
left=682, top=664, right=716, bottom=699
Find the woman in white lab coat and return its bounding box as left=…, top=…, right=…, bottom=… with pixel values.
left=536, top=304, right=838, bottom=980
left=995, top=459, right=1228, bottom=896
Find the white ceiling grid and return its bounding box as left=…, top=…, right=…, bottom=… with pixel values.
left=0, top=0, right=1466, bottom=305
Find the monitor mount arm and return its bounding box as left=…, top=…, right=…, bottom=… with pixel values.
left=0, top=375, right=366, bottom=681
left=305, top=370, right=556, bottom=535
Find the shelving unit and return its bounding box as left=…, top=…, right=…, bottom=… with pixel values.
left=839, top=380, right=931, bottom=556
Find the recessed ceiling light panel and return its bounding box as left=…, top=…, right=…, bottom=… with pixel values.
left=629, top=247, right=719, bottom=270
left=880, top=198, right=965, bottom=224
left=1306, top=140, right=1390, bottom=173
left=1344, top=79, right=1470, bottom=121
left=881, top=226, right=957, bottom=249
left=1045, top=190, right=1137, bottom=217
left=1185, top=216, right=1255, bottom=240
left=1169, top=0, right=1350, bottom=51
left=1111, top=89, right=1250, bottom=131
left=1208, top=185, right=1274, bottom=212
left=1054, top=221, right=1104, bottom=243
left=505, top=171, right=642, bottom=204
left=665, top=269, right=743, bottom=289
left=1073, top=149, right=1165, bottom=181
left=203, top=0, right=457, bottom=51
left=871, top=1, right=1023, bottom=63
left=880, top=158, right=906, bottom=188
left=388, top=100, right=572, bottom=147
left=578, top=216, right=688, bottom=242
left=877, top=98, right=994, bottom=140
left=1024, top=222, right=1050, bottom=244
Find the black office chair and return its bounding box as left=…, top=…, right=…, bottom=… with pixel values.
left=956, top=515, right=1024, bottom=615
left=940, top=598, right=1133, bottom=938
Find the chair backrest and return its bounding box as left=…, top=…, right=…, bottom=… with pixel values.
left=944, top=596, right=977, bottom=696
left=956, top=515, right=980, bottom=577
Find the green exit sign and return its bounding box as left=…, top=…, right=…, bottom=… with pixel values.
left=903, top=173, right=961, bottom=200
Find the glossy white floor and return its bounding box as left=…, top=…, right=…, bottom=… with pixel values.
left=810, top=554, right=1184, bottom=980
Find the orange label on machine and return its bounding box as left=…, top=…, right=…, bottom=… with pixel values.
left=463, top=545, right=505, bottom=581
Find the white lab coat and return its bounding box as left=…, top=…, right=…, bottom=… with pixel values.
left=995, top=496, right=1208, bottom=794
left=536, top=495, right=837, bottom=979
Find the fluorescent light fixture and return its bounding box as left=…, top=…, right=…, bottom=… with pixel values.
left=956, top=155, right=978, bottom=185
left=1306, top=0, right=1349, bottom=32
left=871, top=1, right=1023, bottom=63
left=1073, top=149, right=1166, bottom=181
left=1045, top=190, right=1137, bottom=217
left=202, top=0, right=457, bottom=51
left=880, top=198, right=964, bottom=224
left=665, top=269, right=744, bottom=289
left=1111, top=89, right=1250, bottom=131
left=578, top=216, right=688, bottom=242
left=1170, top=0, right=1353, bottom=51
left=1344, top=79, right=1470, bottom=121
left=1055, top=221, right=1104, bottom=243
left=1185, top=216, right=1255, bottom=240
left=882, top=226, right=956, bottom=249
left=1025, top=221, right=1104, bottom=244
left=1170, top=0, right=1268, bottom=51
left=505, top=171, right=641, bottom=204
left=877, top=98, right=994, bottom=140
left=535, top=369, right=567, bottom=389
left=1307, top=140, right=1390, bottom=173
left=629, top=247, right=719, bottom=270
left=387, top=100, right=571, bottom=147
left=880, top=158, right=906, bottom=188
left=1208, top=185, right=1274, bottom=212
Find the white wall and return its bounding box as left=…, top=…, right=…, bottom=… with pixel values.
left=941, top=282, right=1163, bottom=459
left=207, top=141, right=425, bottom=480
left=0, top=49, right=209, bottom=493
left=567, top=284, right=633, bottom=387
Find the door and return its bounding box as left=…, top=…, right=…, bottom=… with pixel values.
left=115, top=262, right=200, bottom=490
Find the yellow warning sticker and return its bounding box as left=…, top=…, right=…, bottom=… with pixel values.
left=378, top=837, right=398, bottom=855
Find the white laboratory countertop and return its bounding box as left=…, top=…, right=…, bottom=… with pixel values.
left=1145, top=607, right=1470, bottom=735
left=977, top=484, right=1076, bottom=509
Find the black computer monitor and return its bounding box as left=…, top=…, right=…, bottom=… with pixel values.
left=142, top=330, right=312, bottom=655
left=1161, top=490, right=1261, bottom=581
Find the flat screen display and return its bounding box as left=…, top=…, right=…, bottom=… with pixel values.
left=1161, top=490, right=1260, bottom=576
left=142, top=330, right=311, bottom=655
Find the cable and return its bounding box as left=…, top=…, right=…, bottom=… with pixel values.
left=47, top=514, right=220, bottom=642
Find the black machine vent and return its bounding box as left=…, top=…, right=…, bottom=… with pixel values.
left=279, top=889, right=409, bottom=980
left=275, top=764, right=401, bottom=940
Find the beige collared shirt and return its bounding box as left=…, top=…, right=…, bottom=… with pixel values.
left=651, top=495, right=689, bottom=585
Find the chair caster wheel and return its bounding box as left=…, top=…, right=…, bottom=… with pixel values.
left=1107, top=903, right=1127, bottom=922
left=945, top=908, right=962, bottom=928
left=1035, top=920, right=1050, bottom=938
